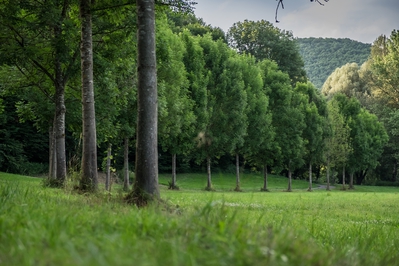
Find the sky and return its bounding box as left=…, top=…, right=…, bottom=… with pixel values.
left=193, top=0, right=399, bottom=44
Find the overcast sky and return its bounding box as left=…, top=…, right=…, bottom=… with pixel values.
left=193, top=0, right=399, bottom=44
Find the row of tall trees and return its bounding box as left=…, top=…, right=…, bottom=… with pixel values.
left=322, top=30, right=399, bottom=184
left=0, top=1, right=395, bottom=203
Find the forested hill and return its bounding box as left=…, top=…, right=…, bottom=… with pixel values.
left=297, top=37, right=371, bottom=89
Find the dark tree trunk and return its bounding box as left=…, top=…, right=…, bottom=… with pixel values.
left=52, top=22, right=67, bottom=187
left=349, top=171, right=354, bottom=190
left=261, top=164, right=269, bottom=191
left=105, top=143, right=112, bottom=191
left=170, top=153, right=177, bottom=189
left=326, top=157, right=331, bottom=191
left=79, top=0, right=98, bottom=191
left=123, top=137, right=130, bottom=191
left=127, top=0, right=159, bottom=205
left=314, top=164, right=321, bottom=182
left=392, top=160, right=398, bottom=182
left=48, top=115, right=57, bottom=180
left=342, top=165, right=346, bottom=190
left=355, top=169, right=368, bottom=185
left=234, top=153, right=241, bottom=191
left=307, top=162, right=313, bottom=192
left=287, top=161, right=292, bottom=192
left=206, top=156, right=212, bottom=190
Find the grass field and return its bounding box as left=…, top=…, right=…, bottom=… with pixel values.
left=1, top=172, right=399, bottom=265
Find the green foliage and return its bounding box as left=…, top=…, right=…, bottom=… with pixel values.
left=371, top=30, right=399, bottom=108
left=166, top=11, right=226, bottom=42
left=157, top=16, right=195, bottom=156
left=228, top=20, right=306, bottom=84
left=0, top=96, right=48, bottom=175
left=325, top=97, right=352, bottom=169
left=298, top=37, right=371, bottom=89
left=295, top=82, right=326, bottom=165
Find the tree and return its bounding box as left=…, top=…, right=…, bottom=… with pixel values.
left=126, top=0, right=159, bottom=205
left=259, top=60, right=305, bottom=192
left=321, top=63, right=368, bottom=101
left=343, top=103, right=388, bottom=187
left=79, top=0, right=98, bottom=191
left=222, top=54, right=248, bottom=192
left=295, top=82, right=326, bottom=191
left=242, top=58, right=274, bottom=192
left=227, top=20, right=306, bottom=84
left=157, top=17, right=194, bottom=190
left=363, top=31, right=399, bottom=183
left=370, top=30, right=399, bottom=108
left=325, top=95, right=352, bottom=190
left=0, top=0, right=81, bottom=186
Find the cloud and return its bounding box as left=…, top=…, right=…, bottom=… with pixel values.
left=194, top=0, right=399, bottom=43
left=278, top=0, right=399, bottom=43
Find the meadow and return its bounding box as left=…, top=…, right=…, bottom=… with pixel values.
left=1, top=172, right=399, bottom=266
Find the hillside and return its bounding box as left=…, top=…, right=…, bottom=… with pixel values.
left=297, top=37, right=371, bottom=89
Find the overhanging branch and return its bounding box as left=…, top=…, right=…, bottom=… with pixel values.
left=275, top=0, right=329, bottom=23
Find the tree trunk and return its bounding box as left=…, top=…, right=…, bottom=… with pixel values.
left=171, top=153, right=177, bottom=189
left=128, top=0, right=159, bottom=205
left=123, top=137, right=130, bottom=191
left=262, top=164, right=269, bottom=191
left=234, top=153, right=241, bottom=191
left=307, top=162, right=312, bottom=192
left=53, top=22, right=67, bottom=187
left=206, top=156, right=212, bottom=190
left=48, top=116, right=57, bottom=180
left=79, top=0, right=98, bottom=192
left=355, top=169, right=368, bottom=185
left=105, top=143, right=112, bottom=191
left=326, top=157, right=330, bottom=191
left=349, top=171, right=354, bottom=190
left=287, top=161, right=292, bottom=192
left=342, top=165, right=346, bottom=190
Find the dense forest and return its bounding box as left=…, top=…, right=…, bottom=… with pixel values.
left=298, top=38, right=371, bottom=89
left=0, top=0, right=398, bottom=196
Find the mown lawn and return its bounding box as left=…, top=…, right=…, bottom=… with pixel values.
left=1, top=172, right=399, bottom=265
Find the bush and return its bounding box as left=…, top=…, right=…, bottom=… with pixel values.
left=20, top=162, right=48, bottom=177
left=374, top=180, right=399, bottom=187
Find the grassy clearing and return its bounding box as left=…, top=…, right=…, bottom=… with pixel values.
left=1, top=172, right=399, bottom=266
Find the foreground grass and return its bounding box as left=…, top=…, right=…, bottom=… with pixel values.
left=1, top=172, right=399, bottom=266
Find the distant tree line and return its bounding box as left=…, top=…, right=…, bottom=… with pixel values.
left=298, top=37, right=371, bottom=89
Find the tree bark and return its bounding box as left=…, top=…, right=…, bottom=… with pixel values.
left=307, top=162, right=313, bottom=192
left=105, top=143, right=112, bottom=191
left=262, top=164, right=269, bottom=191
left=171, top=153, right=177, bottom=189
left=349, top=171, right=354, bottom=190
left=393, top=160, right=398, bottom=182
left=123, top=137, right=130, bottom=191
left=355, top=169, right=368, bottom=185
left=48, top=116, right=57, bottom=180
left=287, top=161, right=292, bottom=192
left=53, top=22, right=67, bottom=187
left=206, top=156, right=212, bottom=190
left=326, top=157, right=331, bottom=191
left=79, top=0, right=98, bottom=191
left=234, top=153, right=240, bottom=191
left=128, top=0, right=159, bottom=205
left=342, top=165, right=346, bottom=190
